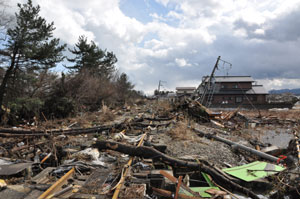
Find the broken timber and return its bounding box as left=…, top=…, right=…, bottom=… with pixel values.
left=38, top=167, right=75, bottom=199
left=0, top=125, right=112, bottom=137
left=112, top=133, right=147, bottom=199
left=93, top=140, right=260, bottom=199
left=0, top=121, right=171, bottom=137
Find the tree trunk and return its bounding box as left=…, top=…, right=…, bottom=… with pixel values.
left=0, top=51, right=17, bottom=119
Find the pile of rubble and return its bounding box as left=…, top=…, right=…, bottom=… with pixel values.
left=0, top=99, right=299, bottom=199
left=267, top=93, right=298, bottom=104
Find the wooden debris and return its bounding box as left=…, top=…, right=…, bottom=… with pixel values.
left=38, top=167, right=75, bottom=199
left=152, top=187, right=204, bottom=199
left=175, top=176, right=183, bottom=199
left=31, top=167, right=55, bottom=184
left=80, top=168, right=110, bottom=194
left=93, top=140, right=260, bottom=199
left=160, top=170, right=200, bottom=197
left=112, top=133, right=147, bottom=199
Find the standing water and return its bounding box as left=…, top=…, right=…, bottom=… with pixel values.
left=260, top=129, right=294, bottom=148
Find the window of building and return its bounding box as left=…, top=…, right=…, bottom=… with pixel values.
left=252, top=96, right=257, bottom=101
left=221, top=84, right=227, bottom=89
left=236, top=96, right=243, bottom=103
left=233, top=84, right=238, bottom=89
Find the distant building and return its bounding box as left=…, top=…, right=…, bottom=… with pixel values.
left=196, top=76, right=268, bottom=107
left=176, top=87, right=196, bottom=96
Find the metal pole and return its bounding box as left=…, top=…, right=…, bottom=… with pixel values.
left=158, top=80, right=161, bottom=93
left=192, top=128, right=279, bottom=163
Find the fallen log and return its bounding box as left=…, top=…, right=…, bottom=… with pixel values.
left=192, top=127, right=283, bottom=163
left=143, top=116, right=175, bottom=121
left=92, top=140, right=260, bottom=199
left=93, top=140, right=201, bottom=169
left=0, top=117, right=134, bottom=136
left=130, top=121, right=172, bottom=128
left=0, top=119, right=171, bottom=137
left=143, top=141, right=167, bottom=153
left=0, top=125, right=111, bottom=137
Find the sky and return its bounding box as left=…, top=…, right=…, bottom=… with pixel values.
left=5, top=0, right=300, bottom=94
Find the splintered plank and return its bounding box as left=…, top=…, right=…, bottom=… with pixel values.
left=69, top=193, right=107, bottom=199
left=80, top=168, right=111, bottom=194
left=31, top=167, right=55, bottom=184
left=38, top=167, right=75, bottom=199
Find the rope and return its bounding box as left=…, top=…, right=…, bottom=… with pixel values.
left=293, top=130, right=300, bottom=167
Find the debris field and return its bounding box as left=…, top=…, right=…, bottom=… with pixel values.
left=0, top=99, right=300, bottom=199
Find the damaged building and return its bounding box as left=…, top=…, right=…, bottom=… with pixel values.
left=175, top=87, right=196, bottom=97
left=195, top=76, right=268, bottom=108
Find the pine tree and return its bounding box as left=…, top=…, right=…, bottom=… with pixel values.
left=116, top=73, right=134, bottom=101
left=0, top=0, right=66, bottom=118
left=67, top=35, right=117, bottom=79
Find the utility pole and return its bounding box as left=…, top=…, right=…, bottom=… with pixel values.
left=158, top=80, right=167, bottom=95
left=199, top=56, right=220, bottom=104
left=196, top=56, right=232, bottom=107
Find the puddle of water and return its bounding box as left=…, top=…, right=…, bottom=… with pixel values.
left=260, top=129, right=294, bottom=148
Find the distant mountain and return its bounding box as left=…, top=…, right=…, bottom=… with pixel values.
left=269, top=88, right=300, bottom=95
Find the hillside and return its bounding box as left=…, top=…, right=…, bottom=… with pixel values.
left=269, top=88, right=300, bottom=95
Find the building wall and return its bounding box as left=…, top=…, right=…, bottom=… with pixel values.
left=257, top=95, right=266, bottom=103
left=217, top=82, right=252, bottom=90
left=176, top=90, right=195, bottom=94
left=208, top=94, right=266, bottom=105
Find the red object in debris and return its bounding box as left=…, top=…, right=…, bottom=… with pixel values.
left=277, top=155, right=287, bottom=164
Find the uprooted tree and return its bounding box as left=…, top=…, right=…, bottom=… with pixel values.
left=0, top=0, right=66, bottom=121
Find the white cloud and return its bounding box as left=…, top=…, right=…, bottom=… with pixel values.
left=144, top=39, right=165, bottom=50
left=233, top=28, right=248, bottom=37
left=6, top=0, right=300, bottom=94
left=254, top=29, right=265, bottom=35
left=175, top=58, right=186, bottom=67
left=175, top=58, right=190, bottom=67
left=258, top=78, right=300, bottom=91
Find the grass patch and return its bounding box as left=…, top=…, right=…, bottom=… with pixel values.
left=168, top=120, right=199, bottom=141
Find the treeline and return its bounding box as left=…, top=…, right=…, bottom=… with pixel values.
left=0, top=0, right=143, bottom=125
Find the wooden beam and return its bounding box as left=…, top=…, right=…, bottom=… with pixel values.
left=38, top=167, right=75, bottom=199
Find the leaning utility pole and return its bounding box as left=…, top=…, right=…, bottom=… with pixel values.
left=158, top=80, right=166, bottom=93
left=195, top=56, right=232, bottom=107
left=199, top=56, right=220, bottom=105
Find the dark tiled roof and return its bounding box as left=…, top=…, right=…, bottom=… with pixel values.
left=176, top=87, right=196, bottom=90
left=204, top=76, right=254, bottom=82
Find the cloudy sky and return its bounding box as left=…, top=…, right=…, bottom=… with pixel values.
left=6, top=0, right=300, bottom=94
